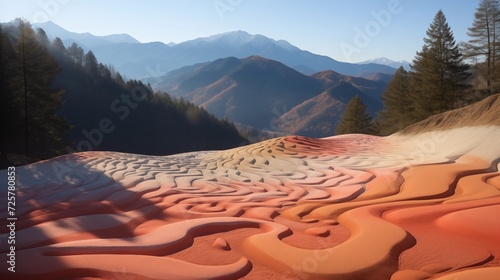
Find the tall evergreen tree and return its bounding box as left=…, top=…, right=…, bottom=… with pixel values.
left=50, top=37, right=67, bottom=62
left=67, top=42, right=84, bottom=65
left=9, top=20, right=69, bottom=158
left=84, top=50, right=98, bottom=75
left=51, top=37, right=65, bottom=53
left=35, top=28, right=50, bottom=47
left=0, top=25, right=19, bottom=160
left=462, top=0, right=500, bottom=95
left=0, top=26, right=5, bottom=160
left=410, top=10, right=470, bottom=121
left=335, top=95, right=373, bottom=135
left=378, top=66, right=412, bottom=135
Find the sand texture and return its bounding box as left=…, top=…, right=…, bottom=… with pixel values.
left=1, top=95, right=500, bottom=279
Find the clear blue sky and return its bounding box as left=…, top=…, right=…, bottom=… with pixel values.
left=0, top=0, right=479, bottom=63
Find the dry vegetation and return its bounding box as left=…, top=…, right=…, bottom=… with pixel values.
left=398, top=93, right=500, bottom=135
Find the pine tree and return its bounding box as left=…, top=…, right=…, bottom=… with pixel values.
left=67, top=42, right=84, bottom=65
left=13, top=20, right=69, bottom=158
left=335, top=95, right=373, bottom=135
left=51, top=37, right=66, bottom=53
left=378, top=66, right=412, bottom=135
left=0, top=25, right=19, bottom=159
left=35, top=28, right=50, bottom=47
left=462, top=0, right=500, bottom=95
left=0, top=26, right=5, bottom=159
left=410, top=10, right=470, bottom=121
left=84, top=50, right=98, bottom=75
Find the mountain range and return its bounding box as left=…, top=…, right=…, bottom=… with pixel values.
left=33, top=21, right=397, bottom=79
left=358, top=57, right=411, bottom=70
left=30, top=21, right=393, bottom=138
left=34, top=21, right=140, bottom=48
left=155, top=55, right=386, bottom=137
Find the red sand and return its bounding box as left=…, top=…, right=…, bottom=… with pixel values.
left=1, top=130, right=499, bottom=279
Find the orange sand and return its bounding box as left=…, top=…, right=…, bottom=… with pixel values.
left=1, top=128, right=499, bottom=279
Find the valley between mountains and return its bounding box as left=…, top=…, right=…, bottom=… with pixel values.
left=155, top=56, right=386, bottom=137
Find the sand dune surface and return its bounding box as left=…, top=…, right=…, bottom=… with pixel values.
left=1, top=95, right=500, bottom=279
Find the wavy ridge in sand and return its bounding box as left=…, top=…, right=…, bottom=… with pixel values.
left=1, top=95, right=500, bottom=279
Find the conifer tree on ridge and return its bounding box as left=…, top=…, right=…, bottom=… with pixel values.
left=410, top=10, right=470, bottom=121
left=378, top=66, right=412, bottom=135
left=335, top=95, right=373, bottom=135
left=462, top=0, right=500, bottom=95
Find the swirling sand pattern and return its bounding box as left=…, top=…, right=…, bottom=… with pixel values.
left=0, top=127, right=499, bottom=279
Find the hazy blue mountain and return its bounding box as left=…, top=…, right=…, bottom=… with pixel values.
left=33, top=21, right=140, bottom=48
left=138, top=30, right=397, bottom=79
left=155, top=56, right=385, bottom=136
left=35, top=22, right=396, bottom=79
left=359, top=57, right=411, bottom=70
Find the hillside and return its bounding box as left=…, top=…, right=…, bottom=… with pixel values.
left=53, top=52, right=247, bottom=156
left=311, top=70, right=388, bottom=100
left=156, top=57, right=386, bottom=136
left=274, top=82, right=370, bottom=137
left=398, top=93, right=500, bottom=134
left=2, top=93, right=499, bottom=280
left=0, top=21, right=247, bottom=161
left=201, top=56, right=323, bottom=129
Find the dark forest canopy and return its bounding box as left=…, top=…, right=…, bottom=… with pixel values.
left=0, top=19, right=247, bottom=166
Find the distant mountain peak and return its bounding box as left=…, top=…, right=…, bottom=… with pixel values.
left=189, top=30, right=297, bottom=51
left=32, top=21, right=140, bottom=47
left=362, top=57, right=396, bottom=64
left=198, top=30, right=253, bottom=44
left=35, top=20, right=62, bottom=29
left=33, top=20, right=71, bottom=36
left=359, top=57, right=410, bottom=70
left=313, top=69, right=342, bottom=77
